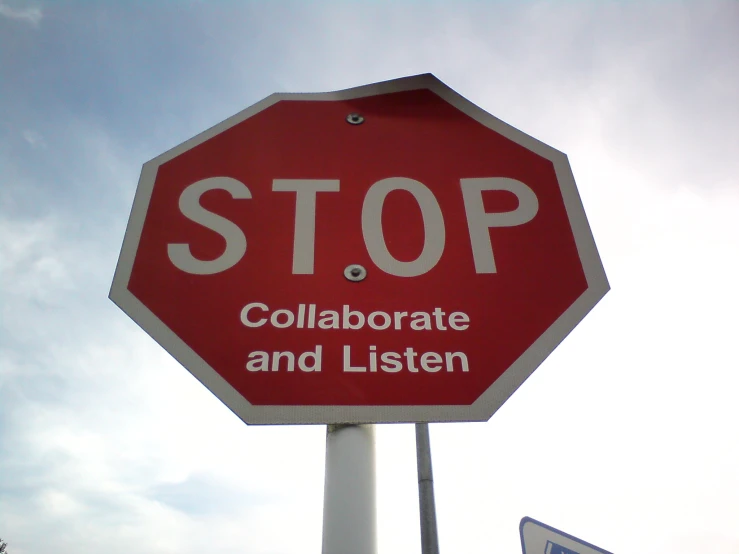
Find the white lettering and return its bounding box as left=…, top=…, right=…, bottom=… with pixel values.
left=342, top=305, right=365, bottom=330
left=368, top=311, right=391, bottom=330
left=240, top=302, right=268, bottom=327
left=318, top=310, right=340, bottom=329
left=270, top=309, right=295, bottom=329
left=168, top=176, right=251, bottom=275
left=421, top=352, right=443, bottom=372
left=448, top=312, right=470, bottom=330
left=239, top=303, right=470, bottom=332
left=362, top=177, right=446, bottom=277
left=343, top=345, right=366, bottom=372
left=272, top=179, right=340, bottom=274
left=445, top=352, right=469, bottom=372
left=369, top=345, right=378, bottom=372
left=380, top=352, right=403, bottom=372
left=335, top=346, right=470, bottom=373
left=410, top=312, right=432, bottom=330
left=461, top=177, right=538, bottom=273
left=272, top=351, right=295, bottom=372
left=394, top=311, right=408, bottom=329
left=246, top=348, right=322, bottom=372
left=432, top=307, right=447, bottom=331
left=298, top=346, right=322, bottom=372
left=404, top=347, right=419, bottom=372
left=246, top=351, right=269, bottom=371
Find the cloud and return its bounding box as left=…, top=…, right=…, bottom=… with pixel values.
left=0, top=1, right=42, bottom=26
left=0, top=216, right=70, bottom=304
left=21, top=130, right=46, bottom=149
left=262, top=1, right=739, bottom=194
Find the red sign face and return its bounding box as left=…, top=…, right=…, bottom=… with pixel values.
left=111, top=74, right=608, bottom=424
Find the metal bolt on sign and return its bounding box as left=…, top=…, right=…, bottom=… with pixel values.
left=344, top=264, right=367, bottom=282
left=346, top=112, right=365, bottom=125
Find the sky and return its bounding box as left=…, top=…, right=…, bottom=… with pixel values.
left=1, top=1, right=738, bottom=553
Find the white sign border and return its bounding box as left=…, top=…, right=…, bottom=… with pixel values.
left=520, top=516, right=613, bottom=554
left=110, top=73, right=609, bottom=424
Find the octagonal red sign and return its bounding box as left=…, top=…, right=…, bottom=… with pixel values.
left=110, top=74, right=608, bottom=424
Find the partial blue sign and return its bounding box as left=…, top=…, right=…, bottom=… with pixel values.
left=520, top=517, right=613, bottom=554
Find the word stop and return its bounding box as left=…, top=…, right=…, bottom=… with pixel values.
left=167, top=176, right=539, bottom=277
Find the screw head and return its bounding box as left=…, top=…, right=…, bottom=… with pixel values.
left=346, top=113, right=364, bottom=125
left=344, top=264, right=367, bottom=282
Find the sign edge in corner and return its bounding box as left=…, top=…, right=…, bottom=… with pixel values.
left=520, top=516, right=614, bottom=554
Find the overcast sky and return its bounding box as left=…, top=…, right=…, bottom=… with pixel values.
left=1, top=1, right=738, bottom=553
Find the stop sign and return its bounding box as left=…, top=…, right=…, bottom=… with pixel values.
left=110, top=74, right=608, bottom=424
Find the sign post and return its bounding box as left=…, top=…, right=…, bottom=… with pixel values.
left=111, top=73, right=609, bottom=550
left=322, top=424, right=376, bottom=554
left=416, top=422, right=440, bottom=554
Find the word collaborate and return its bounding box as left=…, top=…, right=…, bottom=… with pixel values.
left=240, top=303, right=472, bottom=375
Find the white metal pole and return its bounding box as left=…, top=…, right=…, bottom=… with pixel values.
left=416, top=422, right=440, bottom=554
left=322, top=424, right=377, bottom=554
